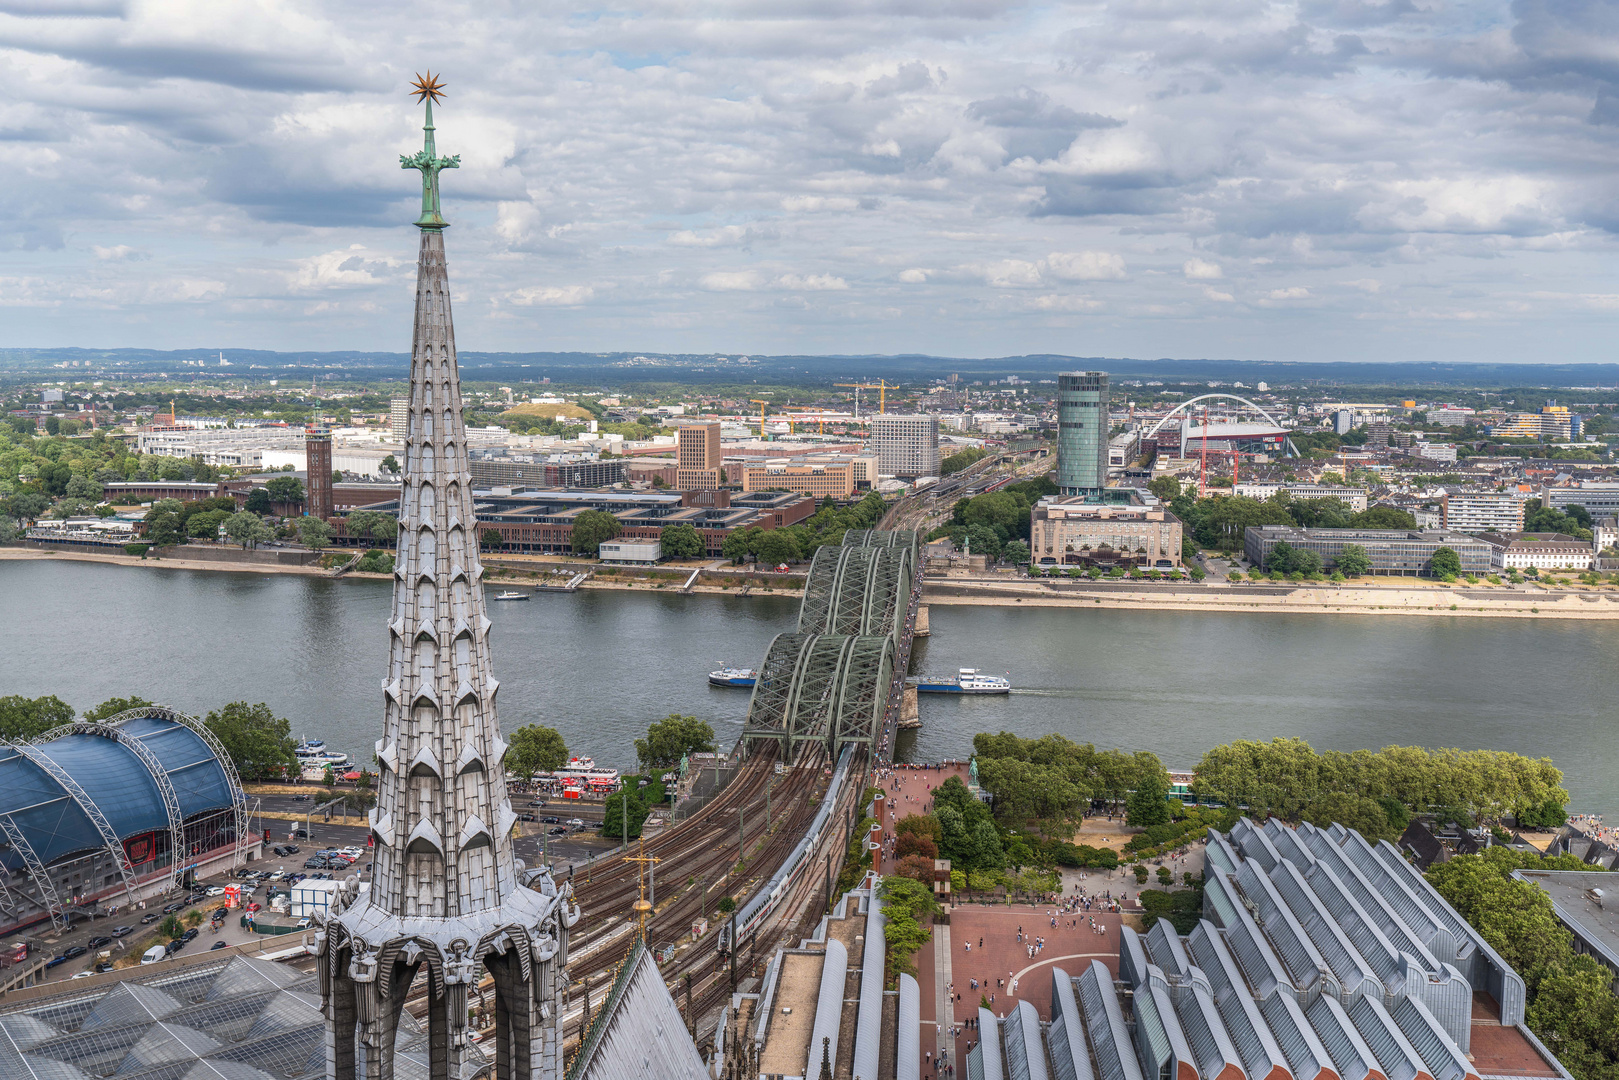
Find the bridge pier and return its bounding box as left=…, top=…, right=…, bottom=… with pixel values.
left=898, top=684, right=920, bottom=729
left=914, top=604, right=930, bottom=636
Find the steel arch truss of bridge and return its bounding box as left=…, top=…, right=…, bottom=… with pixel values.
left=743, top=530, right=920, bottom=755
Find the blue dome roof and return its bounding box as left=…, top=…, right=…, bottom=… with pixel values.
left=0, top=714, right=238, bottom=872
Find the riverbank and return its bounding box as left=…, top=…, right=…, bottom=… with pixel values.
left=0, top=546, right=807, bottom=598
left=922, top=577, right=1619, bottom=619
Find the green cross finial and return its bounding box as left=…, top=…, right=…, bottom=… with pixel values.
left=401, top=71, right=460, bottom=230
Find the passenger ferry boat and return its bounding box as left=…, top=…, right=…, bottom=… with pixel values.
left=492, top=590, right=530, bottom=601
left=533, top=756, right=622, bottom=792
left=295, top=740, right=350, bottom=767
left=708, top=667, right=759, bottom=688
left=913, top=668, right=1011, bottom=695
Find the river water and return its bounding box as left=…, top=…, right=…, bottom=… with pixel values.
left=3, top=559, right=1613, bottom=818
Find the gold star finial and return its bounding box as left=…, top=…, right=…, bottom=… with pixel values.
left=410, top=71, right=446, bottom=105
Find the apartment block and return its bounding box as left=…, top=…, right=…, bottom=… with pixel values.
left=1441, top=490, right=1525, bottom=534
left=676, top=421, right=723, bottom=488
left=869, top=414, right=940, bottom=478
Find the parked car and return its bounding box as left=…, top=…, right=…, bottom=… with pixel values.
left=141, top=946, right=166, bottom=965
left=292, top=794, right=310, bottom=801
left=141, top=913, right=161, bottom=925
left=181, top=928, right=199, bottom=942
left=210, top=941, right=228, bottom=950
left=304, top=858, right=328, bottom=869
left=206, top=886, right=226, bottom=896
left=111, top=926, right=133, bottom=938
left=87, top=936, right=111, bottom=949
left=516, top=814, right=536, bottom=822
left=162, top=902, right=184, bottom=914
left=165, top=938, right=185, bottom=955
left=44, top=955, right=68, bottom=969
left=283, top=844, right=300, bottom=854
left=566, top=819, right=585, bottom=828
left=267, top=871, right=285, bottom=881
left=271, top=846, right=289, bottom=857
left=63, top=946, right=87, bottom=960
left=70, top=971, right=95, bottom=980
left=541, top=817, right=560, bottom=824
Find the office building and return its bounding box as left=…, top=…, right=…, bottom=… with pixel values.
left=676, top=420, right=723, bottom=488
left=468, top=455, right=625, bottom=489
left=1244, top=525, right=1492, bottom=576
left=1441, top=490, right=1525, bottom=534
left=1428, top=406, right=1475, bottom=426
left=1478, top=532, right=1593, bottom=571
left=1541, top=482, right=1619, bottom=517
left=1031, top=496, right=1183, bottom=568
left=740, top=457, right=858, bottom=498
left=869, top=413, right=941, bottom=478
left=1333, top=408, right=1353, bottom=435
left=390, top=395, right=410, bottom=441
left=305, top=424, right=333, bottom=519
left=1056, top=371, right=1108, bottom=496
left=1233, top=482, right=1369, bottom=511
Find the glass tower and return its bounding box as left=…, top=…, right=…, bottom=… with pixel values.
left=1057, top=371, right=1109, bottom=497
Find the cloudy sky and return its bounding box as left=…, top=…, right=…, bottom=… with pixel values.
left=4, top=0, right=1619, bottom=363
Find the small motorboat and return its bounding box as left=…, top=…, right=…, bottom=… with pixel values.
left=708, top=667, right=759, bottom=688
left=492, top=591, right=531, bottom=601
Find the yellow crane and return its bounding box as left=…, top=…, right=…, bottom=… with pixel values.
left=750, top=399, right=792, bottom=437
left=834, top=380, right=894, bottom=418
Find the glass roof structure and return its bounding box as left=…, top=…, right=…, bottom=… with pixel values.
left=0, top=955, right=488, bottom=1080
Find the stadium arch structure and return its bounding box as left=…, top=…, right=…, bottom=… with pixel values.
left=0, top=707, right=254, bottom=935
left=1141, top=393, right=1300, bottom=458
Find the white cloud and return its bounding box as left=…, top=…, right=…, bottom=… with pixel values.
left=1184, top=258, right=1224, bottom=281
left=1204, top=288, right=1235, bottom=302
left=699, top=271, right=764, bottom=292
left=1267, top=287, right=1311, bottom=300
left=898, top=268, right=930, bottom=283
left=92, top=245, right=145, bottom=262
left=508, top=285, right=595, bottom=306
left=1045, top=251, right=1126, bottom=281
left=776, top=273, right=848, bottom=290
left=288, top=245, right=402, bottom=292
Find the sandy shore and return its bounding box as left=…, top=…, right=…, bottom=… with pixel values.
left=924, top=578, right=1619, bottom=619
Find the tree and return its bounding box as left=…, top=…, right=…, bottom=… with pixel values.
left=1266, top=539, right=1295, bottom=573
left=203, top=701, right=298, bottom=780
left=1430, top=546, right=1462, bottom=578
left=1336, top=543, right=1371, bottom=577
left=82, top=696, right=155, bottom=721
left=506, top=724, right=569, bottom=777
left=225, top=510, right=274, bottom=549
left=65, top=474, right=103, bottom=501
left=381, top=454, right=400, bottom=475
left=0, top=695, right=75, bottom=742
left=754, top=528, right=801, bottom=564
left=896, top=831, right=939, bottom=860
left=721, top=526, right=761, bottom=563
left=1126, top=769, right=1172, bottom=829
left=143, top=499, right=184, bottom=546
left=480, top=528, right=505, bottom=551
left=602, top=789, right=649, bottom=840
left=571, top=509, right=622, bottom=555
left=660, top=522, right=703, bottom=560
left=1291, top=547, right=1323, bottom=576
left=187, top=508, right=231, bottom=540
left=879, top=874, right=940, bottom=977
left=1002, top=539, right=1031, bottom=565
left=634, top=714, right=716, bottom=771
left=264, top=476, right=305, bottom=506
left=1349, top=506, right=1416, bottom=529
left=244, top=488, right=272, bottom=515
left=297, top=516, right=333, bottom=551
left=1148, top=476, right=1181, bottom=502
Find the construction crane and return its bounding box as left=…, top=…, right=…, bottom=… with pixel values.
left=834, top=380, right=895, bottom=418
left=786, top=407, right=828, bottom=434
left=749, top=400, right=791, bottom=437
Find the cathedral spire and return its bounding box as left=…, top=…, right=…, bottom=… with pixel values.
left=320, top=82, right=577, bottom=1080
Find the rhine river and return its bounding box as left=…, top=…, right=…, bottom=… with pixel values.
left=3, top=559, right=1614, bottom=819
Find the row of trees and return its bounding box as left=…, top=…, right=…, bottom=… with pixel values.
left=969, top=732, right=1175, bottom=830
left=1145, top=475, right=1418, bottom=555
left=1189, top=737, right=1567, bottom=833
left=929, top=475, right=1056, bottom=560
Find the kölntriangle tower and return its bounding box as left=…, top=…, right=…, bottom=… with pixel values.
left=317, top=74, right=579, bottom=1080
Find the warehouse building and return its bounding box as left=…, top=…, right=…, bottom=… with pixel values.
left=0, top=708, right=254, bottom=937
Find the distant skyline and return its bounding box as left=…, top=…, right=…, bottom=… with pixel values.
left=4, top=1, right=1619, bottom=363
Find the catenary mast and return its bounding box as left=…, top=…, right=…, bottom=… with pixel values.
left=318, top=73, right=578, bottom=1080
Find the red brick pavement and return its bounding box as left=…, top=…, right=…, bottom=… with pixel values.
left=938, top=904, right=1122, bottom=1072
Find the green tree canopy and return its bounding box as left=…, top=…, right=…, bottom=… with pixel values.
left=505, top=724, right=569, bottom=777
left=297, top=516, right=333, bottom=550
left=1430, top=546, right=1462, bottom=578
left=143, top=499, right=184, bottom=546
left=1126, top=768, right=1172, bottom=828
left=602, top=789, right=650, bottom=840
left=1147, top=475, right=1181, bottom=502
left=754, top=528, right=801, bottom=564
left=571, top=508, right=622, bottom=555
left=634, top=714, right=716, bottom=771
left=1350, top=506, right=1417, bottom=529
left=202, top=701, right=298, bottom=780
left=225, top=510, right=274, bottom=549
left=81, top=696, right=156, bottom=722
left=264, top=476, right=304, bottom=505
left=244, top=488, right=272, bottom=515
left=0, top=695, right=75, bottom=742
left=1336, top=543, right=1371, bottom=577
left=660, top=522, right=703, bottom=560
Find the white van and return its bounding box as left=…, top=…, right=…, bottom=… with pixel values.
left=140, top=945, right=167, bottom=965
